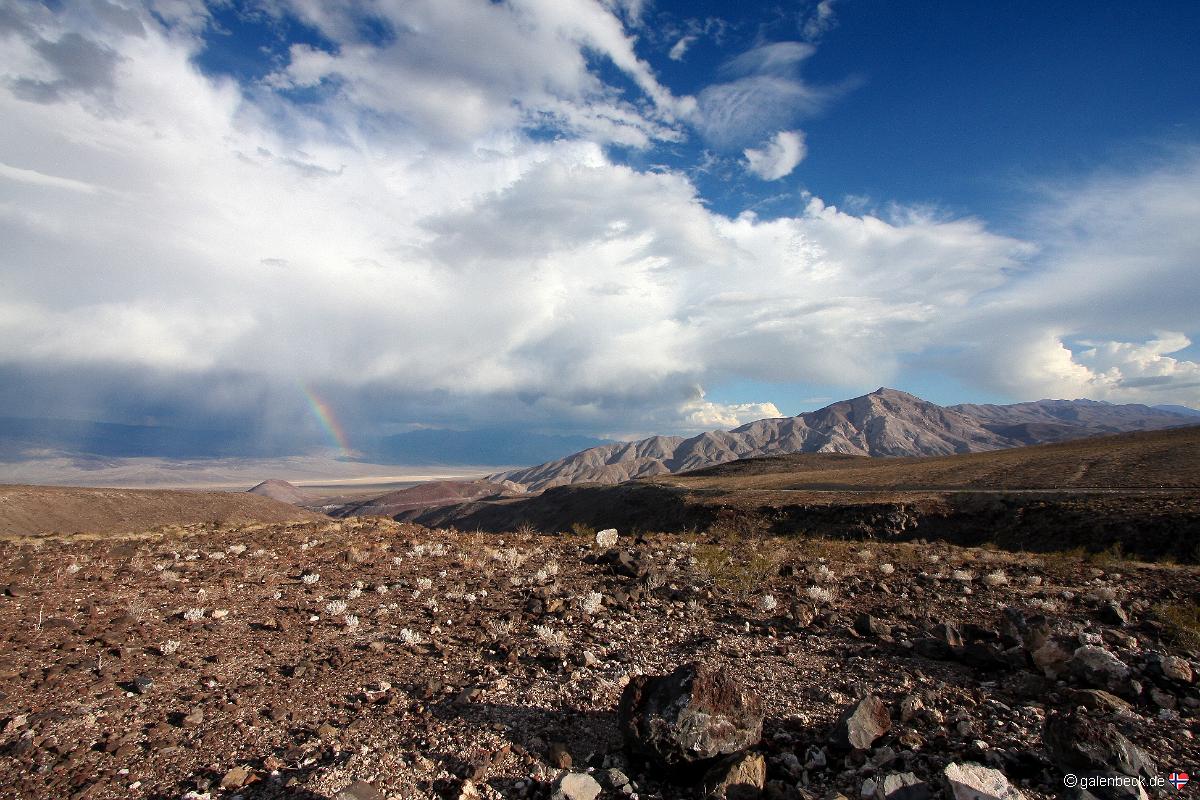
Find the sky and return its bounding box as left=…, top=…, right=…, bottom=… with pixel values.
left=1, top=0, right=1199, bottom=449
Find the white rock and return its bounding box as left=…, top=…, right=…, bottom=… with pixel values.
left=877, top=773, right=927, bottom=800
left=552, top=772, right=602, bottom=800
left=943, top=762, right=1024, bottom=800
left=595, top=528, right=619, bottom=548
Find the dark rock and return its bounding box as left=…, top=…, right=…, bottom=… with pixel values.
left=913, top=638, right=953, bottom=660
left=960, top=642, right=1009, bottom=672
left=1063, top=771, right=1148, bottom=800
left=132, top=675, right=153, bottom=695
left=604, top=549, right=651, bottom=579
left=791, top=603, right=816, bottom=628
left=855, top=614, right=891, bottom=638
left=619, top=661, right=763, bottom=768
left=548, top=741, right=572, bottom=769
left=932, top=621, right=964, bottom=649
left=830, top=694, right=891, bottom=752
left=763, top=780, right=801, bottom=800
left=1098, top=603, right=1129, bottom=627
left=1069, top=646, right=1131, bottom=692
left=1043, top=710, right=1155, bottom=779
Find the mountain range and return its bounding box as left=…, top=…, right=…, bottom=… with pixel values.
left=487, top=388, right=1199, bottom=493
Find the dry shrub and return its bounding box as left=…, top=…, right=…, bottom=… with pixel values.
left=1154, top=602, right=1200, bottom=650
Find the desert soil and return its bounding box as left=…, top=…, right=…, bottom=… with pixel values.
left=0, top=519, right=1198, bottom=799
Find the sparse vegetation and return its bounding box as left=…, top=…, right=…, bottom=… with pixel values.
left=569, top=521, right=596, bottom=539
left=532, top=623, right=569, bottom=647
left=1154, top=601, right=1200, bottom=649
left=692, top=538, right=782, bottom=597
left=805, top=585, right=833, bottom=605
left=325, top=600, right=347, bottom=616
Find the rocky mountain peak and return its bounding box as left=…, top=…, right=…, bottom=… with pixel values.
left=489, top=390, right=1198, bottom=493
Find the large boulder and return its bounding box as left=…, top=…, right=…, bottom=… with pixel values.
left=619, top=662, right=763, bottom=768
left=1043, top=710, right=1154, bottom=779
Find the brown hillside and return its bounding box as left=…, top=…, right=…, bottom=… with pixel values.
left=666, top=424, right=1200, bottom=491
left=329, top=480, right=513, bottom=518
left=0, top=485, right=325, bottom=537
left=246, top=479, right=317, bottom=506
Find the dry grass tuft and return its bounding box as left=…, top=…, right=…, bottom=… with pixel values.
left=1154, top=602, right=1200, bottom=650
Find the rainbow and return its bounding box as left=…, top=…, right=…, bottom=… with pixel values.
left=301, top=384, right=354, bottom=458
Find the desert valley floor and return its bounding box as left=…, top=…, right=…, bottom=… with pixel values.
left=1, top=516, right=1198, bottom=799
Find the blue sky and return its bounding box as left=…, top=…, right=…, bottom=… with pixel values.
left=1, top=0, right=1198, bottom=449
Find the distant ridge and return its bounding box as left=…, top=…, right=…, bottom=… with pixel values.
left=328, top=480, right=517, bottom=518
left=0, top=484, right=323, bottom=537
left=488, top=388, right=1197, bottom=493
left=247, top=479, right=316, bottom=506
left=1155, top=404, right=1200, bottom=418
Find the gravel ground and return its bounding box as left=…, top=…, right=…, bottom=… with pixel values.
left=0, top=519, right=1197, bottom=799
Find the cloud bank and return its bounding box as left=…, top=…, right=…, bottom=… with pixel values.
left=0, top=0, right=1197, bottom=448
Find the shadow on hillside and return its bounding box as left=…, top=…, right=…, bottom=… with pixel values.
left=146, top=755, right=349, bottom=800
left=426, top=699, right=622, bottom=788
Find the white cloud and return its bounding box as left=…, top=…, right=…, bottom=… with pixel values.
left=743, top=130, right=807, bottom=180
left=694, top=42, right=834, bottom=148
left=669, top=35, right=696, bottom=61
left=936, top=152, right=1200, bottom=406
left=0, top=161, right=98, bottom=194
left=680, top=393, right=783, bottom=430
left=0, top=0, right=1197, bottom=441
left=269, top=0, right=694, bottom=148
left=970, top=332, right=1200, bottom=404
left=802, top=0, right=839, bottom=42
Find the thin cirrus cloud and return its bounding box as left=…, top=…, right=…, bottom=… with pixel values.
left=694, top=42, right=836, bottom=149
left=668, top=35, right=695, bottom=62
left=0, top=0, right=1197, bottom=449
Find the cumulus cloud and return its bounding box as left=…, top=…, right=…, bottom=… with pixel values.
left=680, top=392, right=783, bottom=431
left=743, top=130, right=807, bottom=180
left=267, top=0, right=694, bottom=148
left=935, top=152, right=1200, bottom=407
left=967, top=332, right=1200, bottom=404
left=0, top=0, right=1196, bottom=449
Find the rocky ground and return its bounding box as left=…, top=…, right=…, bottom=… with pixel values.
left=0, top=519, right=1198, bottom=799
